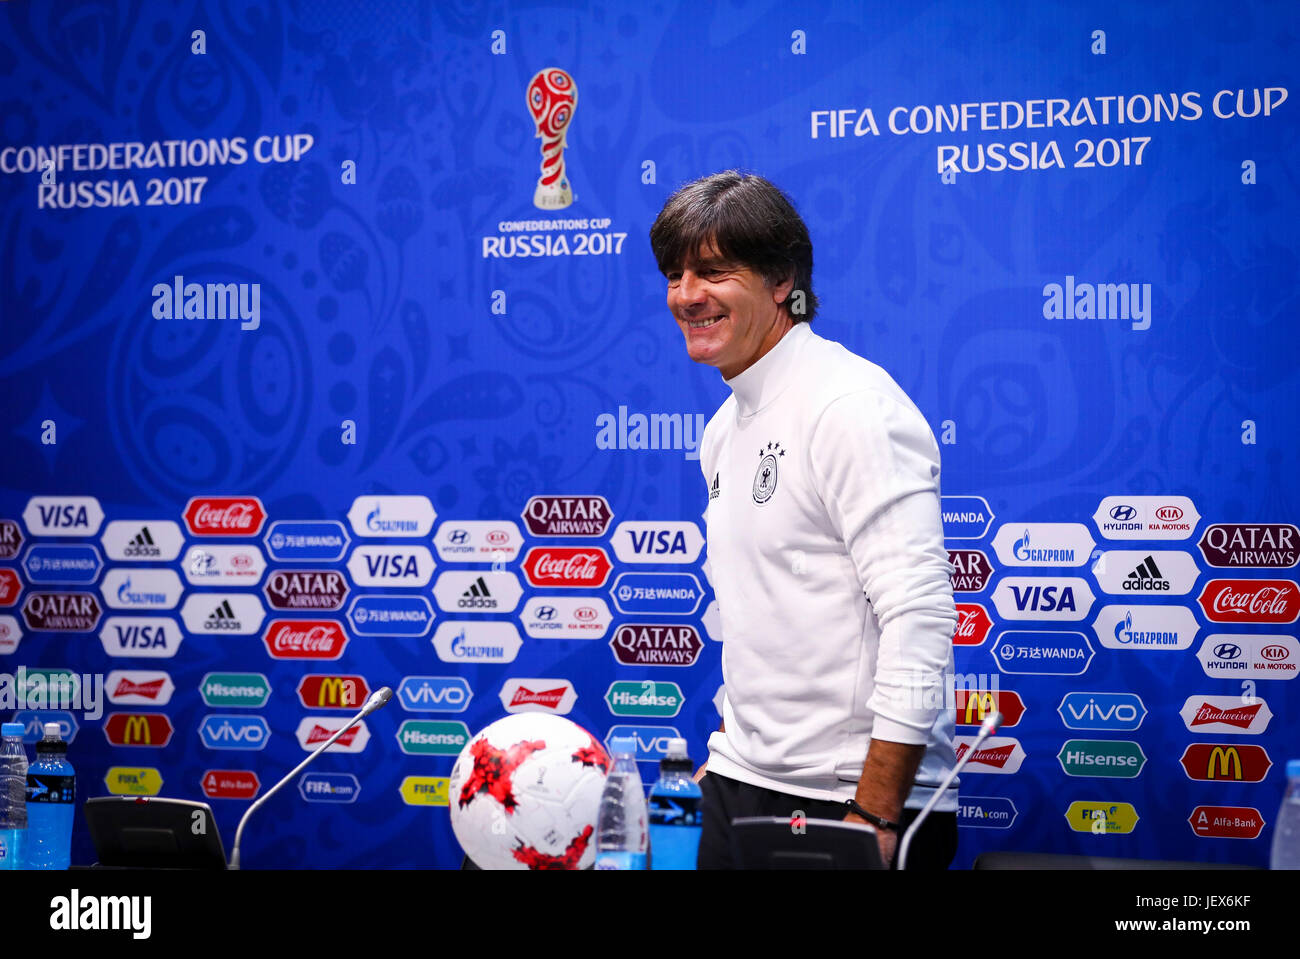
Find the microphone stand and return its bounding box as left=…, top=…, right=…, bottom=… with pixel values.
left=228, top=686, right=393, bottom=870
left=896, top=710, right=1001, bottom=871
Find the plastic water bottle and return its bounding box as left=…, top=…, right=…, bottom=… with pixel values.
left=648, top=737, right=702, bottom=870
left=595, top=737, right=647, bottom=870
left=0, top=723, right=29, bottom=869
left=26, top=723, right=75, bottom=870
left=1271, top=760, right=1300, bottom=869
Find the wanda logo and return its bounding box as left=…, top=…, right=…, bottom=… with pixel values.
left=184, top=497, right=266, bottom=536
left=522, top=547, right=612, bottom=588
left=1198, top=580, right=1299, bottom=624
left=1155, top=506, right=1184, bottom=521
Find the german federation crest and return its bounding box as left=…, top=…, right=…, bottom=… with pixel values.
left=752, top=442, right=785, bottom=505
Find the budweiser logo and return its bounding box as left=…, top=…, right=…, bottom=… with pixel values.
left=956, top=743, right=1017, bottom=767
left=113, top=678, right=166, bottom=699
left=509, top=685, right=567, bottom=708
left=1192, top=702, right=1262, bottom=727
left=306, top=724, right=359, bottom=746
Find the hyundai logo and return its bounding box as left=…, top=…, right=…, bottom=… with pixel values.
left=1213, top=643, right=1242, bottom=660
left=1109, top=505, right=1137, bottom=521
left=534, top=606, right=556, bottom=620
left=448, top=530, right=469, bottom=545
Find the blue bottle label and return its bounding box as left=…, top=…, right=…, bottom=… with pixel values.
left=26, top=774, right=75, bottom=804
left=648, top=794, right=701, bottom=826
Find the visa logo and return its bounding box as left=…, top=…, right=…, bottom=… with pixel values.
left=38, top=505, right=90, bottom=528
left=364, top=554, right=420, bottom=578
left=116, top=624, right=169, bottom=649
left=628, top=530, right=688, bottom=555
left=1010, top=585, right=1077, bottom=612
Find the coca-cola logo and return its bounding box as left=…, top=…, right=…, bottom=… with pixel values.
left=262, top=620, right=348, bottom=659
left=1198, top=579, right=1299, bottom=624
left=184, top=497, right=267, bottom=536
left=522, top=547, right=612, bottom=588
left=953, top=603, right=992, bottom=646
left=1155, top=506, right=1184, bottom=522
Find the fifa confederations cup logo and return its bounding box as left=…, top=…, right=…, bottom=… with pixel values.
left=527, top=67, right=578, bottom=210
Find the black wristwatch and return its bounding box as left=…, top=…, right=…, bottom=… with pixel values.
left=844, top=798, right=899, bottom=832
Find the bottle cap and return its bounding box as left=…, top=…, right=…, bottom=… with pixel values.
left=1288, top=759, right=1300, bottom=779
left=43, top=722, right=64, bottom=740
left=609, top=737, right=636, bottom=756
left=1, top=723, right=23, bottom=737
left=665, top=737, right=689, bottom=759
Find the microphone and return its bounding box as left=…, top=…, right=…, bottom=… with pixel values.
left=228, top=685, right=394, bottom=870
left=896, top=710, right=1001, bottom=871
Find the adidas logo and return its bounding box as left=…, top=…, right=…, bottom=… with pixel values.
left=124, top=526, right=161, bottom=558
left=709, top=472, right=720, bottom=501
left=1123, top=555, right=1170, bottom=592
left=205, top=599, right=241, bottom=630
left=457, top=576, right=497, bottom=609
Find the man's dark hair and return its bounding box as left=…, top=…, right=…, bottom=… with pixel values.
left=648, top=170, right=818, bottom=322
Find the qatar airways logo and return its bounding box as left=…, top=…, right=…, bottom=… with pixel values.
left=1197, top=580, right=1299, bottom=624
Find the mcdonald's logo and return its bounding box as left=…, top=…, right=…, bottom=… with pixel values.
left=953, top=689, right=1025, bottom=727
left=1179, top=743, right=1272, bottom=783
left=297, top=674, right=370, bottom=710
left=103, top=712, right=175, bottom=747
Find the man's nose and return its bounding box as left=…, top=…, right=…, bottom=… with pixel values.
left=677, top=270, right=705, bottom=305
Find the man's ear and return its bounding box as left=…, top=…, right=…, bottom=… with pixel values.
left=772, top=271, right=796, bottom=308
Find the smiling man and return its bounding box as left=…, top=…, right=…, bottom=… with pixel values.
left=649, top=170, right=959, bottom=869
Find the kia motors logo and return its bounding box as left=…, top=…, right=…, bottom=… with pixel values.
left=262, top=620, right=348, bottom=659
left=574, top=606, right=598, bottom=622
left=1109, top=505, right=1137, bottom=521
left=521, top=495, right=613, bottom=537
left=1198, top=579, right=1299, bottom=624
left=1197, top=634, right=1300, bottom=679
left=1262, top=644, right=1290, bottom=661
left=183, top=496, right=267, bottom=536
left=522, top=547, right=612, bottom=588
left=1155, top=506, right=1184, bottom=522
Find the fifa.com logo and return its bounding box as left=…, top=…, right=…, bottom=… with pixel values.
left=0, top=668, right=104, bottom=720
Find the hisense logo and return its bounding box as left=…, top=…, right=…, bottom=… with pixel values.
left=152, top=274, right=260, bottom=331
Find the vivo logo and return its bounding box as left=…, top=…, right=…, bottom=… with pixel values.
left=1058, top=692, right=1146, bottom=730
left=199, top=715, right=270, bottom=750
left=397, top=676, right=473, bottom=713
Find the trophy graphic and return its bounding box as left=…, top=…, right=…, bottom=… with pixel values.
left=527, top=68, right=578, bottom=210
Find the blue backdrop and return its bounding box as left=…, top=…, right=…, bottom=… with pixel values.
left=0, top=0, right=1296, bottom=868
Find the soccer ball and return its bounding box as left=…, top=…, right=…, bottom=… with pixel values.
left=449, top=713, right=611, bottom=870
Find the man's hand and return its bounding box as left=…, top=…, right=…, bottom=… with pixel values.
left=847, top=738, right=924, bottom=868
